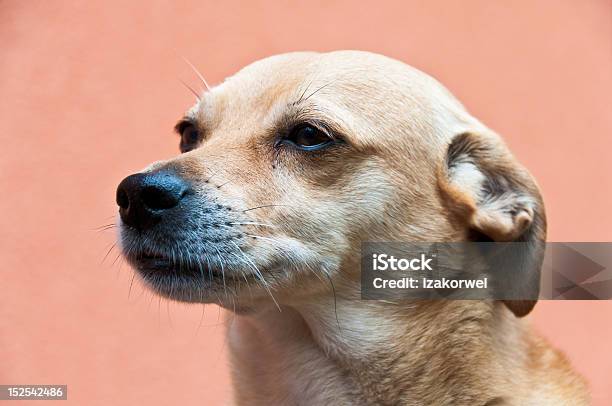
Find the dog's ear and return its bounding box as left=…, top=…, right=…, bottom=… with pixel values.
left=438, top=132, right=546, bottom=317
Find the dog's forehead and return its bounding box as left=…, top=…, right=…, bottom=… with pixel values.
left=189, top=51, right=473, bottom=147
left=188, top=53, right=318, bottom=122
left=207, top=51, right=430, bottom=109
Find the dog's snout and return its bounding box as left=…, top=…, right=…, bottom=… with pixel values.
left=116, top=171, right=189, bottom=229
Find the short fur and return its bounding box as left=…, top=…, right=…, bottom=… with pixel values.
left=118, top=51, right=588, bottom=405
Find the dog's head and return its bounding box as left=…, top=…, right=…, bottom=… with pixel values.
left=117, top=51, right=545, bottom=316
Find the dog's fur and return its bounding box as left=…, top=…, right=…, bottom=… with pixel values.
left=119, top=51, right=589, bottom=405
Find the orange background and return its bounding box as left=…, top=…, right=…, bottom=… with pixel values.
left=1, top=1, right=611, bottom=405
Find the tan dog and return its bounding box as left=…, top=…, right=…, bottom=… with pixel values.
left=116, top=51, right=588, bottom=405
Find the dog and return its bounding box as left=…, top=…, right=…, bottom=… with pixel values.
left=116, top=51, right=589, bottom=405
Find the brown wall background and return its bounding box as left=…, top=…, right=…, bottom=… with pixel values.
left=1, top=1, right=610, bottom=404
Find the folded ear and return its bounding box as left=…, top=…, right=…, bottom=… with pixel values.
left=438, top=132, right=547, bottom=317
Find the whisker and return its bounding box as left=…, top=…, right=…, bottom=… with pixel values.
left=324, top=271, right=343, bottom=334
left=94, top=223, right=116, bottom=231
left=196, top=255, right=205, bottom=280
left=213, top=247, right=227, bottom=296
left=203, top=252, right=214, bottom=286
left=243, top=204, right=291, bottom=213
left=294, top=79, right=315, bottom=106
left=205, top=170, right=220, bottom=183
left=112, top=251, right=123, bottom=266
left=230, top=242, right=281, bottom=311
left=102, top=243, right=117, bottom=264
left=229, top=258, right=254, bottom=298
left=228, top=222, right=276, bottom=228
left=196, top=304, right=206, bottom=335
left=181, top=56, right=211, bottom=91
left=128, top=272, right=136, bottom=300
left=178, top=78, right=201, bottom=101
left=302, top=80, right=336, bottom=103
left=245, top=234, right=277, bottom=243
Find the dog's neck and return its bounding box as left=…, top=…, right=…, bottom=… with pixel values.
left=227, top=292, right=527, bottom=405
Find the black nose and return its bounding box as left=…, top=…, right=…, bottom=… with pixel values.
left=116, top=171, right=189, bottom=229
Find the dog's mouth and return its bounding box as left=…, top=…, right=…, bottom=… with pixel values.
left=128, top=249, right=226, bottom=280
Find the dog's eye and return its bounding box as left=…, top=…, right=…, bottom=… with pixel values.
left=283, top=124, right=333, bottom=151
left=181, top=125, right=199, bottom=144
left=179, top=123, right=200, bottom=152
